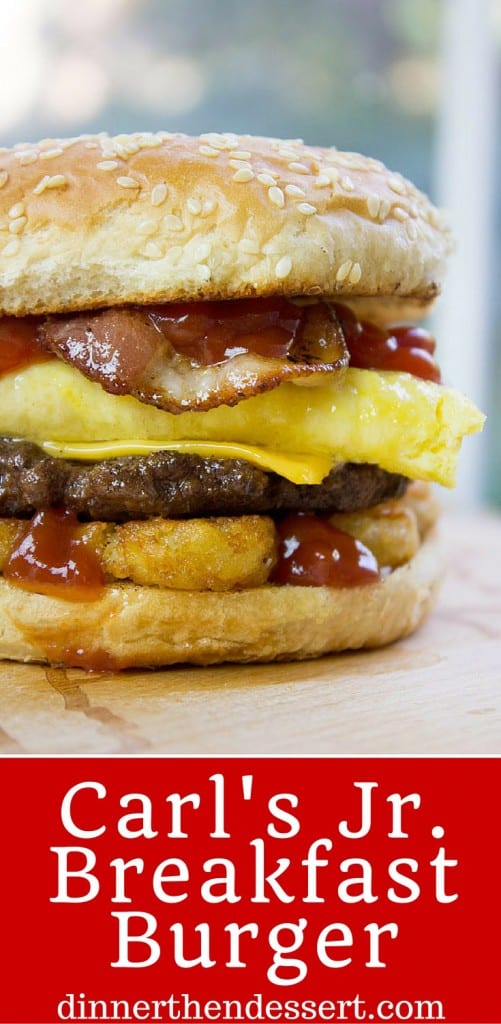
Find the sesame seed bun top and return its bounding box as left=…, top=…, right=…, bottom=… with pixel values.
left=0, top=130, right=452, bottom=316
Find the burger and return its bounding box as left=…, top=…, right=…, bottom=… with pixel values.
left=0, top=131, right=484, bottom=669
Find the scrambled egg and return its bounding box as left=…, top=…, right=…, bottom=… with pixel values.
left=0, top=361, right=484, bottom=486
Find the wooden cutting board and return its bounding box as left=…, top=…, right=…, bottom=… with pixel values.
left=0, top=513, right=500, bottom=756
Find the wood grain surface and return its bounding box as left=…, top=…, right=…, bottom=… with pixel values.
left=0, top=513, right=500, bottom=756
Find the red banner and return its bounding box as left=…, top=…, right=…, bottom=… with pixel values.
left=0, top=757, right=498, bottom=1023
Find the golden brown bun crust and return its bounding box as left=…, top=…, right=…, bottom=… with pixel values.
left=0, top=530, right=443, bottom=667
left=0, top=132, right=451, bottom=315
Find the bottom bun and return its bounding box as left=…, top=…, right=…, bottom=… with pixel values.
left=0, top=530, right=443, bottom=668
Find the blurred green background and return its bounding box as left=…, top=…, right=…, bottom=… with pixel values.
left=1, top=0, right=499, bottom=505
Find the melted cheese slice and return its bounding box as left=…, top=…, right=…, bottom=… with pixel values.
left=41, top=440, right=332, bottom=485
left=0, top=361, right=484, bottom=486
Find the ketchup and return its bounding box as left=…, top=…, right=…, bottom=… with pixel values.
left=334, top=304, right=441, bottom=383
left=4, top=507, right=105, bottom=601
left=0, top=316, right=53, bottom=377
left=149, top=298, right=441, bottom=382
left=148, top=298, right=303, bottom=364
left=0, top=300, right=441, bottom=382
left=272, top=513, right=380, bottom=587
left=44, top=644, right=123, bottom=673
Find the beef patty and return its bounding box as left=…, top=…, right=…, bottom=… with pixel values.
left=0, top=439, right=407, bottom=521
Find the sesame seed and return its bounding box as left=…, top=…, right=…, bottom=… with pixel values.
left=288, top=161, right=309, bottom=174
left=15, top=150, right=38, bottom=165
left=229, top=159, right=252, bottom=171
left=297, top=202, right=316, bottom=215
left=163, top=214, right=183, bottom=231
left=314, top=173, right=331, bottom=187
left=232, top=167, right=254, bottom=182
left=139, top=135, right=163, bottom=148
left=151, top=183, right=168, bottom=207
left=40, top=147, right=64, bottom=160
left=268, top=186, right=285, bottom=208
left=8, top=202, right=25, bottom=219
left=407, top=221, right=418, bottom=240
left=117, top=175, right=140, bottom=189
left=199, top=145, right=220, bottom=158
left=389, top=176, right=405, bottom=194
left=187, top=198, right=202, bottom=215
left=348, top=262, right=362, bottom=285
left=137, top=219, right=157, bottom=235
left=366, top=157, right=385, bottom=172
left=232, top=150, right=252, bottom=160
left=336, top=260, right=353, bottom=283
left=140, top=241, right=164, bottom=259
left=238, top=238, right=259, bottom=254
left=9, top=216, right=27, bottom=234
left=341, top=175, right=354, bottom=191
left=199, top=133, right=223, bottom=147
left=344, top=157, right=367, bottom=171
left=393, top=206, right=408, bottom=221
left=32, top=174, right=67, bottom=195
left=379, top=199, right=392, bottom=221
left=279, top=148, right=299, bottom=159
left=201, top=198, right=216, bottom=216
left=284, top=184, right=306, bottom=198
left=427, top=209, right=438, bottom=227
left=47, top=174, right=66, bottom=189
left=275, top=255, right=292, bottom=280
left=324, top=166, right=340, bottom=182
left=85, top=142, right=98, bottom=149
left=367, top=195, right=380, bottom=219
left=2, top=238, right=20, bottom=257
left=30, top=174, right=47, bottom=193
left=333, top=153, right=352, bottom=168
left=200, top=133, right=236, bottom=150
left=257, top=173, right=276, bottom=186
left=97, top=160, right=119, bottom=171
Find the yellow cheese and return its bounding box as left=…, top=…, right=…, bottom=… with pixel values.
left=0, top=361, right=484, bottom=487
left=41, top=440, right=333, bottom=485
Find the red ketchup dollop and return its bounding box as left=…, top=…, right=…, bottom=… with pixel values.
left=272, top=513, right=380, bottom=587
left=334, top=303, right=441, bottom=383
left=4, top=507, right=105, bottom=601
left=149, top=298, right=304, bottom=364
left=0, top=316, right=53, bottom=377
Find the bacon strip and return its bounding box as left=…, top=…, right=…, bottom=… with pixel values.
left=38, top=302, right=348, bottom=413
